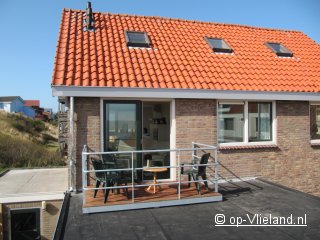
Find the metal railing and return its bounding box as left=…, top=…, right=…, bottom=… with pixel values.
left=81, top=142, right=219, bottom=207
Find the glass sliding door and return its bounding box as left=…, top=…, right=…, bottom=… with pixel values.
left=104, top=101, right=142, bottom=180
left=142, top=102, right=171, bottom=180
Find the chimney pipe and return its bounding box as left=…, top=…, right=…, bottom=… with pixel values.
left=83, top=1, right=95, bottom=32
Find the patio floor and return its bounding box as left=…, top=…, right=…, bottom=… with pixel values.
left=84, top=183, right=221, bottom=208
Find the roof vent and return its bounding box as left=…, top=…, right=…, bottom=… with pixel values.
left=83, top=2, right=95, bottom=32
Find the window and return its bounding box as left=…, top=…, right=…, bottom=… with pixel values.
left=205, top=37, right=233, bottom=53
left=124, top=31, right=151, bottom=48
left=310, top=104, right=320, bottom=141
left=218, top=101, right=275, bottom=145
left=11, top=208, right=40, bottom=239
left=218, top=103, right=244, bottom=143
left=265, top=42, right=293, bottom=57
left=224, top=118, right=234, bottom=131
left=248, top=102, right=272, bottom=142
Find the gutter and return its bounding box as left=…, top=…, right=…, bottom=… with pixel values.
left=69, top=97, right=74, bottom=192
left=52, top=86, right=320, bottom=102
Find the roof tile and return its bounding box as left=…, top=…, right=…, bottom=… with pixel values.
left=52, top=10, right=320, bottom=93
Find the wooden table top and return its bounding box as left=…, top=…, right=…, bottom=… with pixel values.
left=143, top=167, right=167, bottom=173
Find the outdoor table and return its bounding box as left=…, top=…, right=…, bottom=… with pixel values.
left=143, top=167, right=167, bottom=194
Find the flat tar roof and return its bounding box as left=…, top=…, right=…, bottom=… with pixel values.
left=0, top=168, right=68, bottom=203
left=62, top=179, right=320, bottom=240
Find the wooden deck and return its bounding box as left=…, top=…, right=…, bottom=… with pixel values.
left=84, top=183, right=221, bottom=208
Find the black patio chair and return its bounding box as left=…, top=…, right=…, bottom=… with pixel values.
left=181, top=153, right=211, bottom=195
left=91, top=159, right=117, bottom=203
left=102, top=154, right=131, bottom=198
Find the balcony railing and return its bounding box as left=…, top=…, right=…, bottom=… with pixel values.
left=81, top=142, right=221, bottom=213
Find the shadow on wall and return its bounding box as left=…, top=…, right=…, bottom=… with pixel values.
left=46, top=203, right=60, bottom=216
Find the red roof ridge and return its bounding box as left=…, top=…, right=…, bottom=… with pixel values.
left=62, top=8, right=302, bottom=34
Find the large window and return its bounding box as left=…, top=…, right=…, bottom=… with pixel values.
left=310, top=104, right=320, bottom=141
left=218, top=101, right=274, bottom=144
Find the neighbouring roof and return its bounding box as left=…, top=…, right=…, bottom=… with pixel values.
left=0, top=168, right=68, bottom=203
left=60, top=179, right=320, bottom=239
left=0, top=96, right=22, bottom=102
left=24, top=100, right=40, bottom=107
left=52, top=9, right=320, bottom=93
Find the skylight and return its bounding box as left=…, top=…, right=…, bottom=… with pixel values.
left=265, top=42, right=293, bottom=57
left=205, top=37, right=233, bottom=53
left=124, top=31, right=151, bottom=48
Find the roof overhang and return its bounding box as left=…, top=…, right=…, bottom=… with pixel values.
left=52, top=86, right=320, bottom=101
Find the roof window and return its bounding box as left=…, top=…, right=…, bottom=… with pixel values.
left=265, top=42, right=293, bottom=57
left=124, top=31, right=151, bottom=48
left=205, top=37, right=233, bottom=53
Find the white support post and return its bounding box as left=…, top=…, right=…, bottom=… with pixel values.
left=214, top=148, right=218, bottom=193
left=82, top=145, right=87, bottom=205
left=131, top=152, right=135, bottom=203
left=178, top=150, right=181, bottom=200
left=69, top=96, right=75, bottom=192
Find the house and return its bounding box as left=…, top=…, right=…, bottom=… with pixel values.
left=51, top=4, right=320, bottom=212
left=24, top=100, right=45, bottom=119
left=0, top=96, right=36, bottom=118
left=0, top=96, right=24, bottom=114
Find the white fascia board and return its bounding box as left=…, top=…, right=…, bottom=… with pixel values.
left=52, top=86, right=320, bottom=101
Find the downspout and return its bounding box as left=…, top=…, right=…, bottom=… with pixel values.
left=69, top=97, right=74, bottom=192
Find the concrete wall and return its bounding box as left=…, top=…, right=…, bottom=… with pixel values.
left=1, top=200, right=62, bottom=240
left=70, top=98, right=320, bottom=197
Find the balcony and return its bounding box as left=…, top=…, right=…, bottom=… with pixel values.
left=81, top=142, right=222, bottom=214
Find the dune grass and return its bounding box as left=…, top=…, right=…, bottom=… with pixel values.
left=0, top=112, right=65, bottom=169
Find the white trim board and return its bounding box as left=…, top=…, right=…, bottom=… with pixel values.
left=0, top=192, right=65, bottom=204
left=52, top=86, right=320, bottom=101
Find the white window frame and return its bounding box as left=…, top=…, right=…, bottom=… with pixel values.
left=310, top=102, right=320, bottom=144
left=218, top=100, right=277, bottom=147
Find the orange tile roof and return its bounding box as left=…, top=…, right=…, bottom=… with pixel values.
left=52, top=9, right=320, bottom=93
left=24, top=100, right=40, bottom=107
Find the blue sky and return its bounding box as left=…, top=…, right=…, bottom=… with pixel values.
left=0, top=0, right=319, bottom=111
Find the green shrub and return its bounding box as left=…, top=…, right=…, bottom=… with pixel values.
left=33, top=120, right=46, bottom=132
left=0, top=132, right=65, bottom=168
left=9, top=114, right=46, bottom=135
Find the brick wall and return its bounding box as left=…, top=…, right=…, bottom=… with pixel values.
left=2, top=200, right=62, bottom=240
left=71, top=98, right=320, bottom=196
left=175, top=99, right=320, bottom=197
left=70, top=97, right=101, bottom=190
